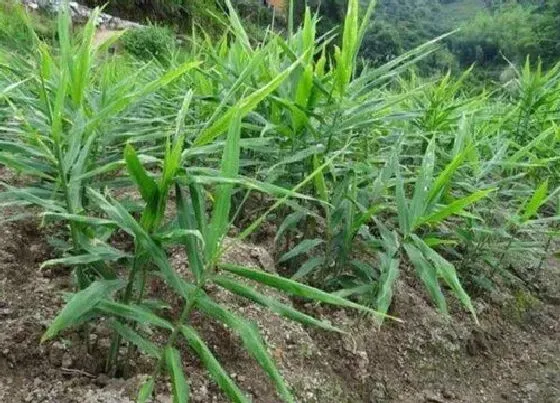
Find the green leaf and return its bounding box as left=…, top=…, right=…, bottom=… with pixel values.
left=124, top=144, right=158, bottom=204
left=403, top=243, right=447, bottom=314
left=278, top=239, right=323, bottom=263
left=42, top=212, right=117, bottom=226
left=219, top=264, right=391, bottom=318
left=41, top=247, right=130, bottom=268
left=213, top=276, right=342, bottom=333
left=394, top=159, right=410, bottom=235
left=110, top=321, right=162, bottom=359
left=42, top=280, right=125, bottom=342
left=520, top=180, right=549, bottom=222
left=411, top=235, right=478, bottom=323
left=238, top=147, right=346, bottom=242
left=291, top=256, right=325, bottom=280
left=428, top=146, right=470, bottom=203
left=376, top=253, right=400, bottom=321
left=416, top=189, right=495, bottom=228
left=180, top=325, right=249, bottom=403
left=189, top=182, right=208, bottom=241
left=422, top=237, right=458, bottom=248
left=410, top=139, right=435, bottom=228
left=0, top=153, right=55, bottom=180
left=349, top=260, right=376, bottom=281
left=223, top=0, right=251, bottom=51
left=85, top=61, right=200, bottom=133
left=190, top=175, right=317, bottom=203
left=97, top=300, right=174, bottom=330
left=88, top=189, right=190, bottom=300
left=153, top=228, right=205, bottom=246
left=275, top=211, right=306, bottom=243
left=206, top=111, right=242, bottom=261
left=137, top=377, right=155, bottom=403
left=165, top=346, right=189, bottom=403
left=162, top=135, right=185, bottom=191
left=195, top=295, right=294, bottom=403
left=0, top=78, right=28, bottom=97
left=195, top=55, right=304, bottom=146
left=0, top=186, right=64, bottom=212
left=376, top=220, right=400, bottom=257
left=268, top=145, right=325, bottom=174
left=175, top=183, right=205, bottom=282
left=175, top=90, right=193, bottom=140
left=333, top=284, right=373, bottom=298
left=312, top=154, right=329, bottom=205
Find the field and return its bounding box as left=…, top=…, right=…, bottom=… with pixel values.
left=0, top=1, right=559, bottom=402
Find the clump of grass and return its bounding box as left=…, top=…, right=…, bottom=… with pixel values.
left=121, top=24, right=176, bottom=63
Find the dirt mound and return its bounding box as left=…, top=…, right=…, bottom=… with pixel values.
left=0, top=214, right=559, bottom=402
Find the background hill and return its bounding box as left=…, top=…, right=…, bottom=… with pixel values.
left=76, top=0, right=559, bottom=79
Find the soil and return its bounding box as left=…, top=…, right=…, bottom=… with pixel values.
left=0, top=172, right=559, bottom=402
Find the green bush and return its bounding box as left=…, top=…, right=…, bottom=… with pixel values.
left=122, top=25, right=175, bottom=62
left=450, top=4, right=543, bottom=68
left=0, top=1, right=56, bottom=50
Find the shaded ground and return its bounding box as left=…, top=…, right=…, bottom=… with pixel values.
left=0, top=188, right=558, bottom=402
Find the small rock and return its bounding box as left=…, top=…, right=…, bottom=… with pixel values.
left=442, top=389, right=455, bottom=399
left=523, top=382, right=538, bottom=393
left=49, top=343, right=65, bottom=367
left=425, top=391, right=445, bottom=403
left=95, top=374, right=109, bottom=387
left=61, top=352, right=73, bottom=369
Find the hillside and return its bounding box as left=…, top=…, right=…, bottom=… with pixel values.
left=0, top=1, right=559, bottom=402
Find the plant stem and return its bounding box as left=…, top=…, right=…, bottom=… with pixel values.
left=107, top=247, right=144, bottom=375
left=123, top=265, right=149, bottom=377
left=149, top=289, right=200, bottom=399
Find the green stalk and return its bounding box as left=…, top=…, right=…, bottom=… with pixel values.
left=123, top=246, right=145, bottom=304
left=106, top=247, right=144, bottom=375
left=42, top=64, right=81, bottom=256
left=148, top=288, right=201, bottom=399
left=123, top=264, right=149, bottom=377
left=287, top=0, right=294, bottom=39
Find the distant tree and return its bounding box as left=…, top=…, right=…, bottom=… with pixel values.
left=450, top=2, right=551, bottom=70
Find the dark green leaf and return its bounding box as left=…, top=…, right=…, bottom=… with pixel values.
left=220, top=264, right=391, bottom=318
left=180, top=325, right=249, bottom=403
left=165, top=346, right=189, bottom=403
left=42, top=280, right=125, bottom=342
left=292, top=256, right=325, bottom=280
left=195, top=294, right=294, bottom=402
left=214, top=276, right=343, bottom=333
left=278, top=239, right=323, bottom=263
left=110, top=321, right=162, bottom=359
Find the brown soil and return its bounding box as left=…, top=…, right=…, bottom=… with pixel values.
left=0, top=178, right=558, bottom=402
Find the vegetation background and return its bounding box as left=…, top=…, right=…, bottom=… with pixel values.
left=78, top=0, right=560, bottom=77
